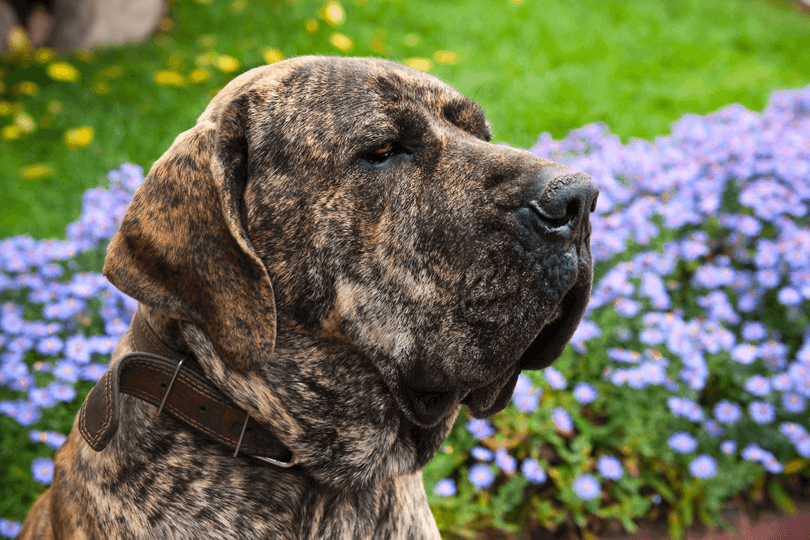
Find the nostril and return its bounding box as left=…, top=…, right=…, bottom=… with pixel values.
left=532, top=172, right=598, bottom=231
left=528, top=200, right=576, bottom=229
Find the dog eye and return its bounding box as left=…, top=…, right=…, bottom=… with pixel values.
left=361, top=142, right=408, bottom=166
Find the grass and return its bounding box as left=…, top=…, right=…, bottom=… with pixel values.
left=0, top=0, right=808, bottom=240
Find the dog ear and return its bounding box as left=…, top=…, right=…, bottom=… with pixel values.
left=103, top=93, right=276, bottom=371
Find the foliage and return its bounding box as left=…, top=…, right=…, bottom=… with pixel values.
left=424, top=85, right=810, bottom=538
left=2, top=0, right=810, bottom=238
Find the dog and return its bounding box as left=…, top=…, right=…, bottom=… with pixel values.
left=16, top=56, right=597, bottom=540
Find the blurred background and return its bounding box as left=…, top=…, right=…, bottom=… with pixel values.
left=1, top=0, right=808, bottom=240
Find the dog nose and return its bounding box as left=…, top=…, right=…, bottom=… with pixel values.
left=529, top=172, right=598, bottom=233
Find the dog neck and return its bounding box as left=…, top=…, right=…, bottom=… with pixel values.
left=136, top=304, right=191, bottom=359
left=131, top=304, right=456, bottom=491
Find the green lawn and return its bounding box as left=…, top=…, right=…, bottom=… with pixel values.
left=1, top=0, right=808, bottom=239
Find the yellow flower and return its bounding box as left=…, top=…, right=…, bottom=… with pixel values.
left=305, top=19, right=319, bottom=33
left=404, top=57, right=432, bottom=72
left=2, top=125, right=22, bottom=140
left=92, top=81, right=110, bottom=95
left=0, top=102, right=15, bottom=116
left=195, top=52, right=217, bottom=67
left=433, top=51, right=460, bottom=65
left=35, top=47, right=55, bottom=63
left=370, top=38, right=388, bottom=55
left=14, top=112, right=36, bottom=133
left=154, top=70, right=186, bottom=87
left=166, top=51, right=184, bottom=70
left=47, top=101, right=62, bottom=114
left=19, top=163, right=54, bottom=179
left=217, top=55, right=240, bottom=73
left=46, top=62, right=81, bottom=82
left=329, top=33, right=353, bottom=52
left=14, top=81, right=40, bottom=96
left=188, top=69, right=210, bottom=84
left=8, top=28, right=31, bottom=51
left=64, top=127, right=94, bottom=149
left=320, top=0, right=345, bottom=26
left=262, top=48, right=284, bottom=64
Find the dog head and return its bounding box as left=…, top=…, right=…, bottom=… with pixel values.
left=104, top=56, right=596, bottom=487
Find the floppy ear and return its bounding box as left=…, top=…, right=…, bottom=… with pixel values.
left=103, top=93, right=276, bottom=371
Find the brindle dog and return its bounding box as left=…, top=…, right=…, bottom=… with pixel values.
left=17, top=56, right=597, bottom=540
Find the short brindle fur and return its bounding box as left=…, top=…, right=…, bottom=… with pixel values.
left=17, top=56, right=597, bottom=540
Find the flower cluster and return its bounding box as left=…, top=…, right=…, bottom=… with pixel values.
left=427, top=84, right=810, bottom=537
left=1, top=165, right=143, bottom=531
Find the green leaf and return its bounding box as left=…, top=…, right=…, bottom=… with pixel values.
left=492, top=475, right=529, bottom=515
left=668, top=510, right=685, bottom=540
left=768, top=480, right=796, bottom=514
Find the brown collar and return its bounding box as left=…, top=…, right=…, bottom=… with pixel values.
left=78, top=311, right=297, bottom=468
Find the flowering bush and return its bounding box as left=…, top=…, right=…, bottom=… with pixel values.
left=424, top=85, right=810, bottom=538
left=2, top=86, right=810, bottom=538
left=0, top=164, right=142, bottom=532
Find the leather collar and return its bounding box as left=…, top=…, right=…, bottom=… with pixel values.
left=78, top=310, right=296, bottom=468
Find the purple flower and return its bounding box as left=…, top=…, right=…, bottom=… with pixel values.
left=35, top=335, right=63, bottom=356
left=782, top=393, right=806, bottom=414
left=512, top=388, right=541, bottom=413
left=742, top=443, right=765, bottom=462
left=720, top=440, right=737, bottom=454
left=731, top=343, right=758, bottom=365
left=53, top=360, right=80, bottom=383
left=521, top=458, right=547, bottom=484
left=703, top=419, right=724, bottom=437
left=777, top=287, right=802, bottom=306
left=771, top=373, right=793, bottom=392
left=29, top=387, right=58, bottom=407
left=552, top=407, right=573, bottom=433
left=48, top=381, right=77, bottom=403
left=614, top=298, right=641, bottom=317
left=741, top=322, right=767, bottom=341
left=433, top=478, right=456, bottom=497
left=471, top=446, right=493, bottom=462
left=597, top=456, right=624, bottom=480
left=573, top=382, right=598, bottom=404
left=744, top=375, right=771, bottom=397
left=689, top=455, right=718, bottom=479
left=544, top=367, right=567, bottom=390
left=81, top=363, right=107, bottom=382
left=3, top=400, right=41, bottom=426
left=64, top=335, right=92, bottom=363
left=668, top=432, right=698, bottom=453
left=713, top=400, right=742, bottom=424
left=31, top=457, right=54, bottom=485
left=494, top=449, right=516, bottom=474
left=572, top=474, right=600, bottom=500
left=667, top=397, right=705, bottom=423
left=466, top=419, right=495, bottom=440
left=0, top=519, right=22, bottom=539
left=748, top=401, right=776, bottom=424
left=468, top=463, right=495, bottom=489
left=763, top=455, right=783, bottom=474
left=29, top=430, right=67, bottom=449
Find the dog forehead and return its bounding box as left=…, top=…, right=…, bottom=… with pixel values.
left=200, top=56, right=483, bottom=129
